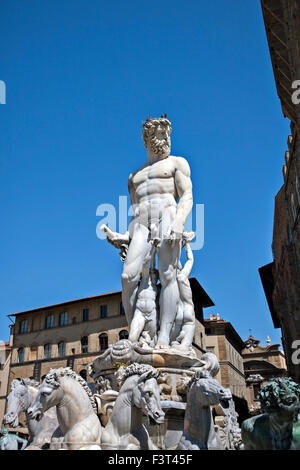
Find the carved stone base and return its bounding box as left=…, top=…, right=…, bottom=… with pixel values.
left=89, top=340, right=205, bottom=449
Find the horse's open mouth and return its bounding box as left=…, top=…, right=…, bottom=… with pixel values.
left=4, top=415, right=18, bottom=427
left=28, top=409, right=43, bottom=421
left=149, top=416, right=157, bottom=425
left=35, top=411, right=43, bottom=422
left=149, top=413, right=164, bottom=425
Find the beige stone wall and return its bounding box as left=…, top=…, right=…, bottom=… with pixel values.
left=204, top=334, right=222, bottom=385
left=205, top=334, right=245, bottom=399
left=8, top=293, right=130, bottom=393
left=0, top=350, right=11, bottom=426
left=261, top=0, right=300, bottom=383
left=194, top=319, right=206, bottom=352
left=11, top=293, right=126, bottom=363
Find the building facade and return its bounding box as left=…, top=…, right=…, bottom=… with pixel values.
left=204, top=314, right=246, bottom=398
left=259, top=0, right=300, bottom=382
left=7, top=277, right=212, bottom=391
left=8, top=290, right=128, bottom=388
left=242, top=335, right=287, bottom=415
left=0, top=339, right=12, bottom=426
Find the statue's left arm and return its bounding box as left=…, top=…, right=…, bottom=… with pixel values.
left=170, top=157, right=193, bottom=239
left=17, top=436, right=28, bottom=450
left=181, top=241, right=194, bottom=278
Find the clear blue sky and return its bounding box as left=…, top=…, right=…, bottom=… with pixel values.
left=0, top=0, right=290, bottom=347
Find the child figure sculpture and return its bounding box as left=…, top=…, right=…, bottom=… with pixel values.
left=171, top=232, right=196, bottom=351
left=129, top=233, right=160, bottom=348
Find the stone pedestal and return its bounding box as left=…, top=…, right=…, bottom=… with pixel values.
left=89, top=340, right=205, bottom=449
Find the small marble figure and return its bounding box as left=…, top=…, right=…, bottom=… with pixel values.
left=171, top=232, right=195, bottom=351
left=0, top=427, right=27, bottom=450
left=129, top=236, right=160, bottom=347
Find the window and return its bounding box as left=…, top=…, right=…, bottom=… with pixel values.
left=253, top=384, right=261, bottom=400
left=44, top=344, right=52, bottom=359
left=119, top=330, right=129, bottom=340
left=58, top=342, right=66, bottom=357
left=59, top=312, right=68, bottom=327
left=45, top=315, right=54, bottom=329
left=100, top=305, right=107, bottom=318
left=291, top=193, right=297, bottom=222
left=81, top=336, right=89, bottom=353
left=99, top=333, right=108, bottom=352
left=18, top=348, right=24, bottom=363
left=296, top=175, right=300, bottom=205
left=120, top=303, right=125, bottom=316
left=19, top=319, right=28, bottom=334
left=83, top=309, right=89, bottom=322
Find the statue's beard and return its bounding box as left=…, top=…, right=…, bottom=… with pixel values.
left=149, top=136, right=170, bottom=157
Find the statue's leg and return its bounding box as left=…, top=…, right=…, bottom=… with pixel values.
left=175, top=282, right=195, bottom=349
left=121, top=224, right=151, bottom=327
left=176, top=317, right=195, bottom=349
left=129, top=309, right=145, bottom=343
left=157, top=239, right=181, bottom=347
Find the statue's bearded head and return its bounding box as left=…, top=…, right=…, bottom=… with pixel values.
left=142, top=116, right=172, bottom=158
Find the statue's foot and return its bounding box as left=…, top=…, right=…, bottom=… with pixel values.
left=173, top=343, right=189, bottom=351
left=155, top=341, right=170, bottom=350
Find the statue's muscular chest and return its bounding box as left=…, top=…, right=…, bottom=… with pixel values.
left=132, top=159, right=175, bottom=188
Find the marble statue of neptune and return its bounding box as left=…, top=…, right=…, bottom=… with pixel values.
left=103, top=116, right=193, bottom=348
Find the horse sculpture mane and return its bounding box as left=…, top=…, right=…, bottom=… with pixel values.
left=101, top=363, right=164, bottom=449
left=11, top=378, right=40, bottom=390
left=115, top=363, right=160, bottom=389
left=44, top=367, right=97, bottom=413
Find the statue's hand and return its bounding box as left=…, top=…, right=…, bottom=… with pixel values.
left=165, top=225, right=183, bottom=246
left=101, top=225, right=129, bottom=249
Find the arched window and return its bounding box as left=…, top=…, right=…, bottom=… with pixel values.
left=120, top=303, right=125, bottom=316
left=83, top=309, right=89, bottom=322
left=119, top=330, right=129, bottom=340
left=291, top=193, right=297, bottom=221
left=58, top=342, right=66, bottom=357
left=18, top=348, right=24, bottom=363
left=100, top=305, right=107, bottom=318
left=45, top=315, right=54, bottom=329
left=99, top=333, right=108, bottom=352
left=44, top=344, right=52, bottom=359
left=79, top=370, right=87, bottom=381
left=19, top=319, right=28, bottom=334
left=59, top=312, right=68, bottom=327
left=81, top=336, right=88, bottom=353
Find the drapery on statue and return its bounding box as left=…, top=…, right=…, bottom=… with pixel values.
left=101, top=115, right=194, bottom=350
